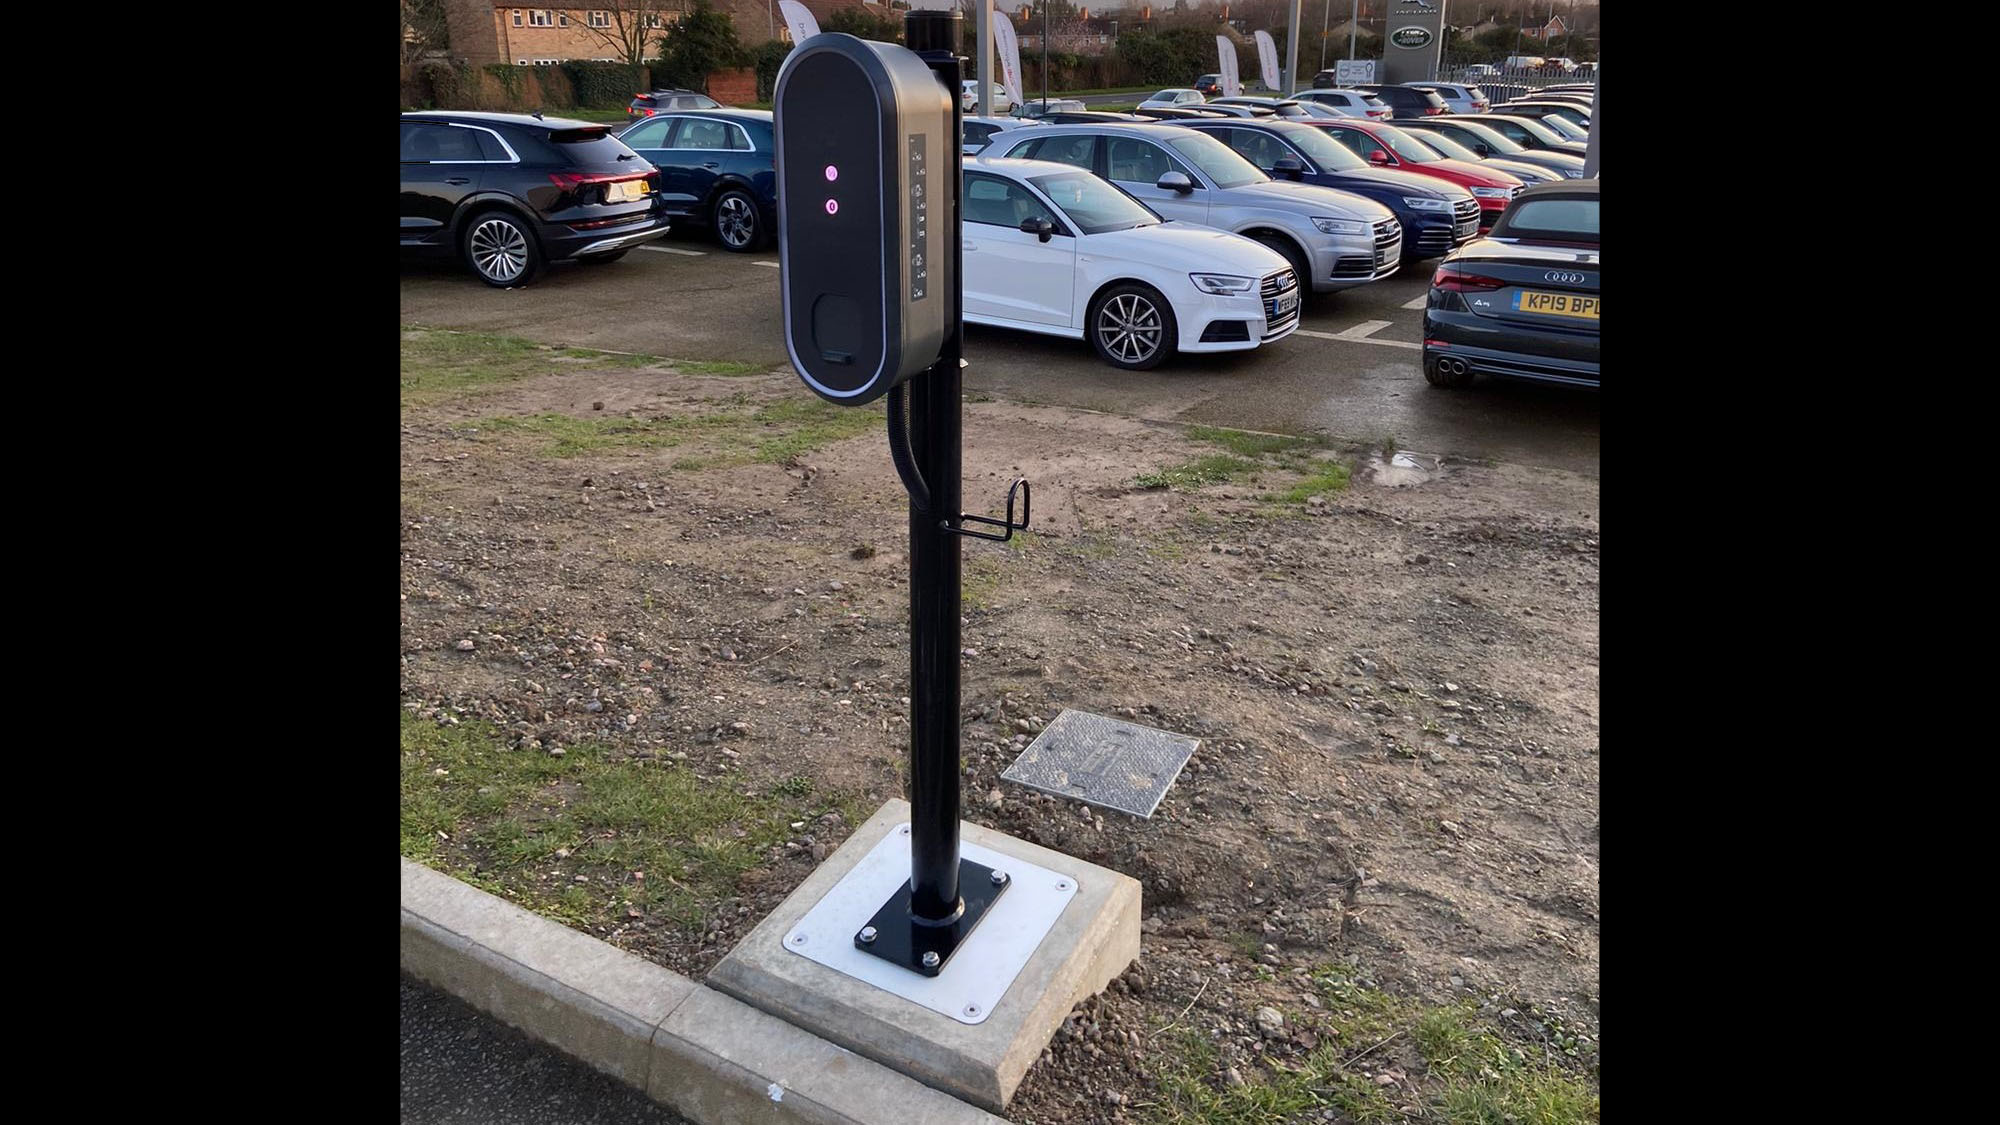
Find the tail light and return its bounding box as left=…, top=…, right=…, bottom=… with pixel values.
left=1425, top=107, right=1444, bottom=115
left=1431, top=265, right=1505, bottom=292
left=548, top=172, right=651, bottom=202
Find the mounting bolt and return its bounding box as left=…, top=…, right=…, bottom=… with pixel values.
left=790, top=933, right=807, bottom=945
left=1055, top=880, right=1070, bottom=891
left=990, top=870, right=1009, bottom=886
left=922, top=951, right=941, bottom=969
left=964, top=1004, right=981, bottom=1017
left=858, top=926, right=878, bottom=944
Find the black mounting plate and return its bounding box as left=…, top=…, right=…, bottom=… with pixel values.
left=852, top=858, right=1009, bottom=977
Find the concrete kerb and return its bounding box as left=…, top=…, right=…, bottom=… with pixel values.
left=400, top=858, right=1006, bottom=1125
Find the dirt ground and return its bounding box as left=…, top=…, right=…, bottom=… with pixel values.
left=400, top=336, right=1599, bottom=1122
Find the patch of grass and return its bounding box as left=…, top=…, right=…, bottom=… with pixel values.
left=1145, top=968, right=1598, bottom=1125
left=746, top=398, right=880, bottom=463
left=474, top=398, right=880, bottom=461
left=401, top=712, right=844, bottom=935
left=677, top=360, right=763, bottom=376
left=1273, top=459, right=1353, bottom=504
left=557, top=348, right=664, bottom=368
left=1135, top=454, right=1259, bottom=491
left=1186, top=424, right=1318, bottom=458
left=401, top=328, right=551, bottom=406
left=962, top=559, right=1004, bottom=611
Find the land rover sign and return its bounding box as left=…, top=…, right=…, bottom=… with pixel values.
left=1378, top=0, right=1448, bottom=84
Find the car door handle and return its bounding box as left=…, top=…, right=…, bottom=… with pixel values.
left=701, top=162, right=719, bottom=169
left=444, top=176, right=471, bottom=185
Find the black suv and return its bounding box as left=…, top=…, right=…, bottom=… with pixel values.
left=401, top=112, right=670, bottom=287
left=628, top=89, right=721, bottom=120
left=1354, top=84, right=1450, bottom=119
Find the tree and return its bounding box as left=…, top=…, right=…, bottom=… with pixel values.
left=574, top=1, right=688, bottom=70
left=653, top=0, right=745, bottom=92
left=826, top=6, right=902, bottom=43
left=400, top=0, right=449, bottom=65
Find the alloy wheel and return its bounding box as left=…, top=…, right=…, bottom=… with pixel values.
left=469, top=218, right=528, bottom=284
left=1096, top=293, right=1163, bottom=364
left=717, top=195, right=756, bottom=248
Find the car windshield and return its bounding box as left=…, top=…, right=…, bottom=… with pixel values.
left=1361, top=95, right=1389, bottom=107
left=1536, top=114, right=1588, bottom=140
left=1505, top=116, right=1571, bottom=146
left=1375, top=125, right=1442, bottom=163
left=1451, top=120, right=1526, bottom=154
left=1148, top=90, right=1185, bottom=102
left=1161, top=131, right=1268, bottom=189
left=1031, top=171, right=1159, bottom=234
left=1497, top=196, right=1599, bottom=243
left=1270, top=124, right=1367, bottom=171
left=1403, top=129, right=1478, bottom=161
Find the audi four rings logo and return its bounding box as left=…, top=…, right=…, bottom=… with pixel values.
left=1545, top=270, right=1586, bottom=284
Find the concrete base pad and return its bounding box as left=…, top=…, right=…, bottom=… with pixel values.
left=708, top=799, right=1142, bottom=1112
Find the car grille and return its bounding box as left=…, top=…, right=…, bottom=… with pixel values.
left=1452, top=198, right=1481, bottom=241
left=1373, top=218, right=1402, bottom=272
left=1261, top=269, right=1301, bottom=335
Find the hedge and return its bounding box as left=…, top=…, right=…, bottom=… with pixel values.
left=401, top=60, right=653, bottom=112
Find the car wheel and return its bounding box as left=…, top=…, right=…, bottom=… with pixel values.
left=712, top=189, right=765, bottom=252
left=1089, top=284, right=1177, bottom=371
left=462, top=210, right=543, bottom=288
left=1423, top=352, right=1475, bottom=388
left=577, top=249, right=629, bottom=264
left=1249, top=234, right=1312, bottom=294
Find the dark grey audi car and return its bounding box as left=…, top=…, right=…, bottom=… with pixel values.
left=401, top=112, right=671, bottom=287
left=1423, top=181, right=1598, bottom=389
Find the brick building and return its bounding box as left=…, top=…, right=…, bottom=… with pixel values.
left=442, top=1, right=887, bottom=65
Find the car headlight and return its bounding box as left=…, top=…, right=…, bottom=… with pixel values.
left=1470, top=186, right=1513, bottom=200
left=1402, top=196, right=1451, bottom=211
left=1311, top=217, right=1366, bottom=235
left=1189, top=273, right=1257, bottom=295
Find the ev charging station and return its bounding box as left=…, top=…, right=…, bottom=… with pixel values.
left=710, top=11, right=1143, bottom=1111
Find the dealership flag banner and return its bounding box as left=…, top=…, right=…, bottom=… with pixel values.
left=993, top=12, right=1024, bottom=108
left=778, top=1, right=821, bottom=47
left=1216, top=36, right=1241, bottom=97
left=1253, top=29, right=1281, bottom=93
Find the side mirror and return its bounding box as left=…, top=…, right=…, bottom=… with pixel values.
left=1474, top=142, right=1493, bottom=156
left=1156, top=171, right=1196, bottom=194
left=1272, top=155, right=1305, bottom=180
left=1019, top=216, right=1056, bottom=242
left=1368, top=150, right=1391, bottom=164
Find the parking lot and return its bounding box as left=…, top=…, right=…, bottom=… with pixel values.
left=400, top=227, right=1599, bottom=476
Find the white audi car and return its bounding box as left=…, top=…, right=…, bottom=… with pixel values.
left=961, top=157, right=1301, bottom=370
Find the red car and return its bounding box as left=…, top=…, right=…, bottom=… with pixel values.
left=1300, top=117, right=1526, bottom=231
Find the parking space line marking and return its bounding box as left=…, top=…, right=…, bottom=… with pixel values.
left=753, top=261, right=780, bottom=268
left=1294, top=327, right=1421, bottom=351
left=640, top=246, right=706, bottom=256
left=1336, top=319, right=1397, bottom=340
left=1403, top=295, right=1429, bottom=310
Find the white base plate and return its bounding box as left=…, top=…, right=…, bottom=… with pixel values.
left=783, top=822, right=1077, bottom=1025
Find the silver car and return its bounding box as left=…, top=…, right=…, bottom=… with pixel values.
left=986, top=122, right=1401, bottom=293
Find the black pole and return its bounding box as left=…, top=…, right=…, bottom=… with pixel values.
left=902, top=8, right=965, bottom=927
left=1042, top=4, right=1048, bottom=109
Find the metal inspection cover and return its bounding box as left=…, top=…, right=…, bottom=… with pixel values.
left=784, top=824, right=1077, bottom=1025
left=1001, top=709, right=1199, bottom=818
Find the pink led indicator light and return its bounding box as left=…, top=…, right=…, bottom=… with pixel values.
left=824, top=165, right=839, bottom=182
left=825, top=199, right=839, bottom=215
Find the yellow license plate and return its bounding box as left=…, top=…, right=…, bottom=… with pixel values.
left=1513, top=290, right=1598, bottom=319
left=607, top=180, right=647, bottom=203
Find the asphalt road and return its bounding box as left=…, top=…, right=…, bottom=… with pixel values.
left=401, top=226, right=1599, bottom=476
left=402, top=976, right=690, bottom=1125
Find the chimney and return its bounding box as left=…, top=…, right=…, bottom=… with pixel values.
left=1141, top=5, right=1152, bottom=19
left=1080, top=6, right=1089, bottom=18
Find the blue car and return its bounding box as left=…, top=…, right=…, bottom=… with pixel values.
left=614, top=109, right=776, bottom=252
left=1173, top=119, right=1479, bottom=261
